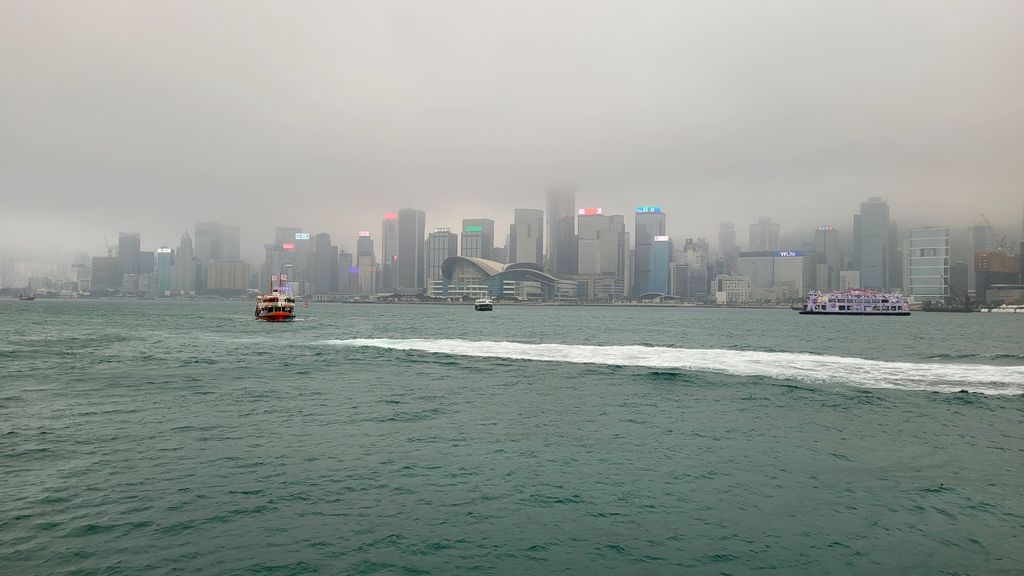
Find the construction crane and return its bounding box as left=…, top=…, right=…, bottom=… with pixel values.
left=979, top=214, right=1012, bottom=253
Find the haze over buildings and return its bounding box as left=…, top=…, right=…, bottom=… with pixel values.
left=1, top=1, right=1023, bottom=263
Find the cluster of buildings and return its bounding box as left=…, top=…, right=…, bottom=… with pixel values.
left=5, top=192, right=1023, bottom=305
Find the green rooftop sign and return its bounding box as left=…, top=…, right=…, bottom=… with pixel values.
left=464, top=226, right=483, bottom=232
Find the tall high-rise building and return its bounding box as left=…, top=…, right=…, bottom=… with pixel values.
left=174, top=231, right=196, bottom=295
left=813, top=225, right=840, bottom=291
left=968, top=223, right=996, bottom=292
left=426, top=228, right=459, bottom=283
left=338, top=250, right=354, bottom=294
left=313, top=233, right=339, bottom=294
left=748, top=217, right=780, bottom=252
left=510, top=208, right=544, bottom=265
left=194, top=222, right=223, bottom=263
left=381, top=213, right=399, bottom=292
left=577, top=208, right=626, bottom=277
left=117, top=232, right=141, bottom=288
left=547, top=187, right=576, bottom=275
left=222, top=225, right=241, bottom=260
left=651, top=235, right=672, bottom=295
left=854, top=197, right=890, bottom=290
left=397, top=209, right=425, bottom=291
left=633, top=206, right=666, bottom=295
left=718, top=222, right=740, bottom=273
left=156, top=247, right=174, bottom=294
left=908, top=227, right=950, bottom=304
left=356, top=231, right=377, bottom=294
left=460, top=219, right=494, bottom=260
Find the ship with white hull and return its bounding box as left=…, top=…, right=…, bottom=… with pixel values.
left=798, top=289, right=910, bottom=316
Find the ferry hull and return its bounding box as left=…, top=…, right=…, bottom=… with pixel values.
left=256, top=311, right=295, bottom=322
left=799, top=310, right=910, bottom=316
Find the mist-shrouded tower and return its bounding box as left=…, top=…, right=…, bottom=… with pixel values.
left=547, top=187, right=576, bottom=275
left=381, top=213, right=399, bottom=293
left=397, top=208, right=425, bottom=291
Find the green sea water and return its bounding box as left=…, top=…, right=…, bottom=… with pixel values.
left=1, top=300, right=1023, bottom=575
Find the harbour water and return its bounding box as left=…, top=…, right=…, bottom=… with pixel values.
left=2, top=300, right=1023, bottom=574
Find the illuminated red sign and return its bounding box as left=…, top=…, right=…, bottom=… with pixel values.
left=384, top=213, right=398, bottom=220
left=579, top=207, right=602, bottom=216
left=282, top=243, right=295, bottom=250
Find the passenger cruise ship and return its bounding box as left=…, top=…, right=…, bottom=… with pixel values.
left=799, top=289, right=910, bottom=316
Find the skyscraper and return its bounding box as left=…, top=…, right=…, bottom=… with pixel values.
left=460, top=219, right=494, bottom=260
left=547, top=187, right=576, bottom=275
left=397, top=208, right=425, bottom=291
left=426, top=228, right=458, bottom=293
left=748, top=217, right=780, bottom=252
left=117, top=232, right=141, bottom=287
left=813, top=225, right=840, bottom=291
left=194, top=222, right=222, bottom=263
left=174, top=230, right=195, bottom=295
left=156, top=247, right=174, bottom=294
left=854, top=197, right=890, bottom=290
left=510, top=208, right=544, bottom=265
left=907, top=227, right=950, bottom=304
left=221, top=225, right=241, bottom=260
left=968, top=223, right=996, bottom=292
left=356, top=231, right=377, bottom=294
left=313, top=233, right=339, bottom=294
left=381, top=213, right=399, bottom=292
left=577, top=209, right=625, bottom=277
left=718, top=222, right=740, bottom=273
left=651, top=235, right=671, bottom=295
left=633, top=206, right=666, bottom=295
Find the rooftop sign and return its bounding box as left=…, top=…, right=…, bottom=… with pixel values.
left=464, top=226, right=483, bottom=233
left=654, top=235, right=669, bottom=242
left=817, top=225, right=834, bottom=231
left=358, top=231, right=371, bottom=237
left=636, top=206, right=662, bottom=213
left=282, top=243, right=295, bottom=250
left=579, top=207, right=603, bottom=216
left=156, top=248, right=173, bottom=253
left=383, top=213, right=398, bottom=220
left=295, top=233, right=310, bottom=240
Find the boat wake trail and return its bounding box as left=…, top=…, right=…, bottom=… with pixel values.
left=323, top=339, right=1024, bottom=396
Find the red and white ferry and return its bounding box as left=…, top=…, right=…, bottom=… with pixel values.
left=799, top=289, right=910, bottom=316
left=255, top=274, right=296, bottom=322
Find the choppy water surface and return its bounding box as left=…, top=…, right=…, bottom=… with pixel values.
left=1, top=300, right=1022, bottom=575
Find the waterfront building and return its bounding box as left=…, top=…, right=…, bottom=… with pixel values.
left=90, top=256, right=119, bottom=293
left=313, top=233, right=340, bottom=294
left=490, top=246, right=507, bottom=265
left=907, top=226, right=950, bottom=304
left=854, top=197, right=890, bottom=290
left=577, top=209, right=625, bottom=277
left=381, top=213, right=399, bottom=292
left=438, top=257, right=576, bottom=302
left=968, top=224, right=996, bottom=293
left=736, top=250, right=807, bottom=303
left=714, top=275, right=751, bottom=304
left=156, top=247, right=174, bottom=295
left=748, top=217, right=780, bottom=252
left=357, top=231, right=377, bottom=295
left=651, top=235, right=671, bottom=295
left=426, top=228, right=459, bottom=295
left=839, top=270, right=861, bottom=290
left=547, top=187, right=577, bottom=275
left=509, top=208, right=544, bottom=265
left=338, top=251, right=354, bottom=294
left=460, top=219, right=494, bottom=260
left=117, top=232, right=141, bottom=291
left=174, top=231, right=196, bottom=295
left=975, top=250, right=1021, bottom=303
left=633, top=206, right=666, bottom=296
left=205, top=260, right=251, bottom=294
left=397, top=209, right=426, bottom=292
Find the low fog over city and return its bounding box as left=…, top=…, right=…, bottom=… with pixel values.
left=2, top=1, right=1022, bottom=296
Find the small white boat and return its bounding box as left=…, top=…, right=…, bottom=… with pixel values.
left=474, top=298, right=494, bottom=311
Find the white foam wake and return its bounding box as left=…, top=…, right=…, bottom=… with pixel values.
left=324, top=338, right=1024, bottom=396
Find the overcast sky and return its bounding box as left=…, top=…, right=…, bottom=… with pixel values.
left=2, top=0, right=1023, bottom=261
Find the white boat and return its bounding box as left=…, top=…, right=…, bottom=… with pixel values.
left=474, top=298, right=494, bottom=311
left=983, top=304, right=1023, bottom=313
left=798, top=289, right=910, bottom=316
